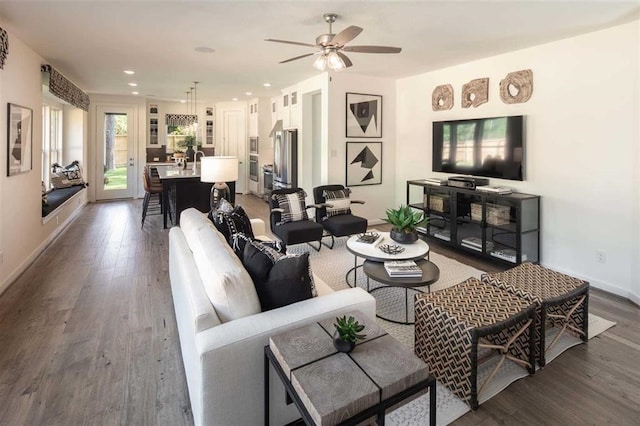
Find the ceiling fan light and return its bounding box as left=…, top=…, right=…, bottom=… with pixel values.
left=313, top=54, right=327, bottom=71
left=327, top=51, right=345, bottom=71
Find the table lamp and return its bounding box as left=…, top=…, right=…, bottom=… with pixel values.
left=200, top=156, right=239, bottom=208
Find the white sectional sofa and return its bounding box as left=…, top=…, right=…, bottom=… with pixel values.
left=169, top=208, right=376, bottom=426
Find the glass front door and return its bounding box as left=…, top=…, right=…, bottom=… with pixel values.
left=96, top=106, right=135, bottom=200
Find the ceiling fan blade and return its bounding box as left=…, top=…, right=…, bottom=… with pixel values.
left=265, top=38, right=316, bottom=48
left=337, top=51, right=353, bottom=68
left=279, top=52, right=316, bottom=64
left=343, top=45, right=402, bottom=54
left=330, top=25, right=363, bottom=46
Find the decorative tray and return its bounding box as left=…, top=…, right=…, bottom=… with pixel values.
left=378, top=244, right=405, bottom=255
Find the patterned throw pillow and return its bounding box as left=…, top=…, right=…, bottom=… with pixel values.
left=242, top=240, right=317, bottom=311
left=41, top=181, right=48, bottom=206
left=51, top=161, right=86, bottom=189
left=274, top=191, right=308, bottom=224
left=210, top=205, right=255, bottom=244
left=323, top=189, right=351, bottom=218
left=230, top=232, right=286, bottom=259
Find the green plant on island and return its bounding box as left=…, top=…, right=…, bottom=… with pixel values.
left=177, top=134, right=202, bottom=150
left=334, top=315, right=366, bottom=343
left=383, top=205, right=428, bottom=233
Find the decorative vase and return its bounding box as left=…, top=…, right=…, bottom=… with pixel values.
left=390, top=229, right=418, bottom=244
left=186, top=146, right=195, bottom=162
left=333, top=331, right=355, bottom=353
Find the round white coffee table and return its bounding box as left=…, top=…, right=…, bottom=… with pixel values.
left=345, top=232, right=430, bottom=287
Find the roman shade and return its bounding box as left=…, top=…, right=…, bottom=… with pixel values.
left=0, top=27, right=8, bottom=69
left=41, top=64, right=90, bottom=111
left=166, top=114, right=198, bottom=126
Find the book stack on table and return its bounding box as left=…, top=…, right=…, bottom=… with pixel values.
left=384, top=260, right=422, bottom=278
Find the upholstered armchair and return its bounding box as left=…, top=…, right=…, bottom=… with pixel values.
left=313, top=184, right=368, bottom=249
left=269, top=188, right=325, bottom=251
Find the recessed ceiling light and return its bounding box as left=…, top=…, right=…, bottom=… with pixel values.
left=232, top=97, right=238, bottom=101
left=263, top=83, right=271, bottom=87
left=124, top=70, right=135, bottom=75
left=195, top=46, right=215, bottom=53
left=131, top=91, right=139, bottom=95
left=128, top=82, right=138, bottom=87
left=180, top=100, right=187, bottom=103
left=245, top=92, right=252, bottom=96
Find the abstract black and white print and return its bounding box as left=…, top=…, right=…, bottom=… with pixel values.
left=346, top=93, right=382, bottom=138
left=346, top=142, right=382, bottom=186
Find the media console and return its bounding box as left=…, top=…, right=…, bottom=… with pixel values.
left=407, top=180, right=540, bottom=265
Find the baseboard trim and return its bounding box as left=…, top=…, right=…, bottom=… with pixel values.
left=546, top=263, right=638, bottom=306
left=0, top=201, right=86, bottom=296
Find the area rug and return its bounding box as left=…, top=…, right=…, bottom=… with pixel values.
left=288, top=237, right=617, bottom=425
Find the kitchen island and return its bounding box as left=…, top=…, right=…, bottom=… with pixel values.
left=154, top=165, right=235, bottom=228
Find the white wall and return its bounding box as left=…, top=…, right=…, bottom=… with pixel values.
left=0, top=25, right=87, bottom=294
left=396, top=21, right=640, bottom=301
left=328, top=73, right=396, bottom=224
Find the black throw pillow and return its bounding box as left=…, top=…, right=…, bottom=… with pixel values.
left=243, top=241, right=314, bottom=311
left=231, top=233, right=286, bottom=259
left=210, top=205, right=254, bottom=245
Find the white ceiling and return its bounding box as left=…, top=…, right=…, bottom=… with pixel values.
left=0, top=1, right=638, bottom=103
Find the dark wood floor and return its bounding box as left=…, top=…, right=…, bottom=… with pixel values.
left=0, top=195, right=637, bottom=425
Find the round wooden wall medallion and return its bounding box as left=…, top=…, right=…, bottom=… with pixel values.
left=432, top=84, right=454, bottom=111
left=500, top=69, right=533, bottom=104
left=461, top=78, right=489, bottom=108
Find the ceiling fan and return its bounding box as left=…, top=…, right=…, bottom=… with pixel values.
left=265, top=13, right=402, bottom=71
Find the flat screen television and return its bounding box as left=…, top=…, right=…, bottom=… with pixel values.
left=432, top=115, right=524, bottom=181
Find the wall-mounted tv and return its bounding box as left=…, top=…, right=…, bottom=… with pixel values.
left=432, top=115, right=524, bottom=181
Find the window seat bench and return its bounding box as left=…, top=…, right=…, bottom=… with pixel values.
left=42, top=185, right=86, bottom=218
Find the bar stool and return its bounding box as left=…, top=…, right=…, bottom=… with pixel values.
left=141, top=167, right=164, bottom=228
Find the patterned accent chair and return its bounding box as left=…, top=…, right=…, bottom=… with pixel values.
left=269, top=188, right=324, bottom=251
left=312, top=185, right=368, bottom=249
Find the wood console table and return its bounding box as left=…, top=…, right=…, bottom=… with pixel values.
left=265, top=310, right=436, bottom=425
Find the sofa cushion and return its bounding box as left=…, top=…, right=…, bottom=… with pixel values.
left=190, top=217, right=261, bottom=323
left=243, top=240, right=315, bottom=311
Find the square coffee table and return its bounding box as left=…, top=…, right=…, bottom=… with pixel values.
left=264, top=310, right=436, bottom=426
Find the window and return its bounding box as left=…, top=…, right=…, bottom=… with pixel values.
left=42, top=105, right=62, bottom=188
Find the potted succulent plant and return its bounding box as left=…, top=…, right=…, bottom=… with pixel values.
left=383, top=205, right=428, bottom=244
left=333, top=315, right=366, bottom=353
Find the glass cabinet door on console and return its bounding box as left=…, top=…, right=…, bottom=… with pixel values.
left=407, top=181, right=451, bottom=242
left=406, top=180, right=453, bottom=242
left=456, top=191, right=487, bottom=255
left=486, top=194, right=539, bottom=264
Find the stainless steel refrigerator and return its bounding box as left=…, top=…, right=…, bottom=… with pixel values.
left=273, top=129, right=298, bottom=190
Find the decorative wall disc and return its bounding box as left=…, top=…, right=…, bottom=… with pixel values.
left=431, top=84, right=454, bottom=111
left=500, top=69, right=533, bottom=104
left=461, top=78, right=489, bottom=108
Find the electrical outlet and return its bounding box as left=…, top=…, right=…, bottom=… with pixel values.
left=596, top=250, right=607, bottom=264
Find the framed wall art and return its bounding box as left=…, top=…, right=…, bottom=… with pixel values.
left=346, top=142, right=382, bottom=186
left=7, top=103, right=33, bottom=176
left=346, top=93, right=382, bottom=138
